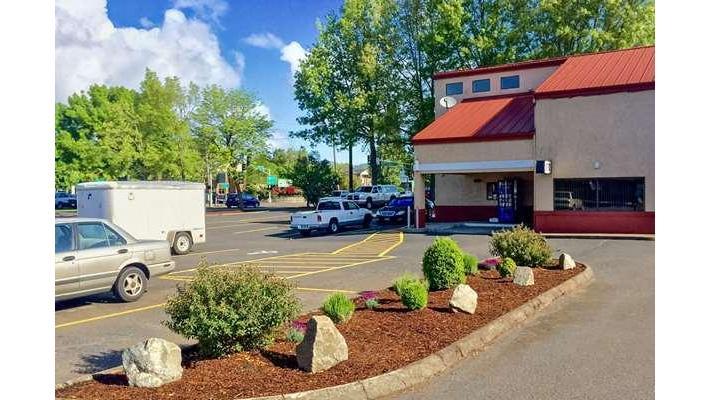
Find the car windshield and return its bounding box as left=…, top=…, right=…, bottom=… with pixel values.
left=388, top=197, right=413, bottom=207
left=242, top=193, right=254, bottom=199
left=355, top=186, right=372, bottom=193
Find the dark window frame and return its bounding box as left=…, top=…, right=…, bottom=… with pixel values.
left=445, top=82, right=464, bottom=95
left=472, top=79, right=491, bottom=93
left=486, top=182, right=498, bottom=200
left=553, top=177, right=645, bottom=211
left=500, top=75, right=520, bottom=90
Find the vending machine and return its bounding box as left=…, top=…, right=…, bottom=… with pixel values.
left=496, top=179, right=520, bottom=223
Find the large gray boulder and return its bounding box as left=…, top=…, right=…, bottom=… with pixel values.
left=296, top=315, right=348, bottom=373
left=559, top=253, right=576, bottom=270
left=449, top=284, right=478, bottom=314
left=513, top=266, right=535, bottom=286
left=122, top=338, right=183, bottom=388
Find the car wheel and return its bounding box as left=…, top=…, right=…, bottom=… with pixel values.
left=299, top=229, right=311, bottom=237
left=328, top=219, right=339, bottom=234
left=365, top=198, right=373, bottom=209
left=113, top=266, right=147, bottom=302
left=377, top=217, right=384, bottom=224
left=363, top=214, right=372, bottom=228
left=172, top=232, right=192, bottom=255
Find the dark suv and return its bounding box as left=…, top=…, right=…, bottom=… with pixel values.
left=55, top=192, right=77, bottom=209
left=375, top=196, right=435, bottom=224
left=225, top=192, right=260, bottom=208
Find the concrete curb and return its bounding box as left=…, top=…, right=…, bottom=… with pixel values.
left=57, top=266, right=594, bottom=400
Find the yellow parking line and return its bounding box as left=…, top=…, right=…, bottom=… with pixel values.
left=331, top=232, right=378, bottom=254
left=175, top=247, right=242, bottom=257
left=285, top=256, right=394, bottom=280
left=296, top=287, right=357, bottom=294
left=379, top=232, right=404, bottom=256
left=55, top=303, right=166, bottom=329
left=232, top=226, right=280, bottom=235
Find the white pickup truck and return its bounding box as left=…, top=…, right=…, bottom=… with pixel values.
left=290, top=199, right=373, bottom=236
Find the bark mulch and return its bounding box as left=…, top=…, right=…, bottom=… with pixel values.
left=57, top=264, right=584, bottom=400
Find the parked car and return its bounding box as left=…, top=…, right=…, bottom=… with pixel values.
left=346, top=184, right=400, bottom=209
left=375, top=196, right=435, bottom=224
left=225, top=192, right=260, bottom=208
left=331, top=190, right=350, bottom=199
left=290, top=199, right=372, bottom=236
left=55, top=218, right=175, bottom=302
left=55, top=192, right=76, bottom=209
left=554, top=191, right=584, bottom=210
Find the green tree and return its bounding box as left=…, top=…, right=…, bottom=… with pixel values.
left=286, top=152, right=340, bottom=207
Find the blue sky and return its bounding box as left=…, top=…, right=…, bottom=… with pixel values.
left=55, top=0, right=367, bottom=165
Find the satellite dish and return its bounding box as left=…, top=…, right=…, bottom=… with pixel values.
left=439, top=96, right=457, bottom=110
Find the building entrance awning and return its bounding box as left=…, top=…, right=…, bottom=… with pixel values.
left=414, top=159, right=535, bottom=174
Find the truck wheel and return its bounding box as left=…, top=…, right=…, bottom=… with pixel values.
left=328, top=219, right=339, bottom=234
left=299, top=229, right=311, bottom=237
left=363, top=214, right=372, bottom=228
left=365, top=198, right=373, bottom=209
left=172, top=232, right=192, bottom=255
left=113, top=266, right=147, bottom=302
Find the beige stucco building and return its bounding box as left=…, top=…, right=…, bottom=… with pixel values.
left=412, top=46, right=654, bottom=233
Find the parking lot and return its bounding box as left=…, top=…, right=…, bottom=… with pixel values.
left=55, top=207, right=654, bottom=399
left=55, top=207, right=421, bottom=383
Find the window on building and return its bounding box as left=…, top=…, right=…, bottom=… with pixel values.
left=472, top=79, right=491, bottom=93
left=486, top=182, right=498, bottom=200
left=445, top=82, right=464, bottom=95
left=500, top=75, right=520, bottom=90
left=553, top=178, right=645, bottom=211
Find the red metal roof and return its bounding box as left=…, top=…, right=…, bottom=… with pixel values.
left=411, top=94, right=535, bottom=144
left=536, top=46, right=654, bottom=98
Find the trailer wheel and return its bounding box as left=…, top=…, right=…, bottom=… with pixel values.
left=172, top=232, right=193, bottom=255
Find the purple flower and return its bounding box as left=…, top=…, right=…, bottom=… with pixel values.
left=482, top=257, right=502, bottom=267
left=291, top=321, right=307, bottom=332
left=359, top=290, right=378, bottom=301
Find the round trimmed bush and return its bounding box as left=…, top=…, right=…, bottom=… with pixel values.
left=400, top=280, right=428, bottom=310
left=463, top=254, right=479, bottom=276
left=497, top=257, right=517, bottom=278
left=489, top=225, right=552, bottom=267
left=393, top=273, right=419, bottom=296
left=422, top=237, right=466, bottom=290
left=163, top=264, right=301, bottom=357
left=322, top=292, right=355, bottom=324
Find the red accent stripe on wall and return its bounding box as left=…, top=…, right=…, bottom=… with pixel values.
left=533, top=211, right=654, bottom=234
left=434, top=206, right=498, bottom=222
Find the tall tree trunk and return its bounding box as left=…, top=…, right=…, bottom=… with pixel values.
left=348, top=143, right=354, bottom=192
left=368, top=137, right=379, bottom=185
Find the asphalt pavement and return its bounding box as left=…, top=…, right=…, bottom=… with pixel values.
left=55, top=208, right=654, bottom=400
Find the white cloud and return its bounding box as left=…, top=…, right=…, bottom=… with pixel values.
left=55, top=0, right=243, bottom=102
left=243, top=32, right=307, bottom=78
left=172, top=0, right=228, bottom=24
left=280, top=41, right=307, bottom=77
left=138, top=17, right=154, bottom=28
left=243, top=33, right=285, bottom=49
left=268, top=131, right=290, bottom=150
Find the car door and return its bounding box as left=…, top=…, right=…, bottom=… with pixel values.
left=342, top=201, right=359, bottom=225
left=55, top=223, right=79, bottom=296
left=76, top=222, right=132, bottom=293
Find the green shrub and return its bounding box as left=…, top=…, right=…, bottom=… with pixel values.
left=400, top=280, right=429, bottom=310
left=489, top=225, right=552, bottom=267
left=393, top=273, right=420, bottom=296
left=322, top=292, right=355, bottom=324
left=497, top=257, right=517, bottom=278
left=364, top=298, right=380, bottom=310
left=422, top=237, right=466, bottom=290
left=463, top=254, right=479, bottom=276
left=286, top=328, right=305, bottom=343
left=163, top=265, right=301, bottom=357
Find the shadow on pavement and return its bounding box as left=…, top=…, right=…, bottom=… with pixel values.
left=74, top=349, right=123, bottom=375
left=55, top=293, right=122, bottom=311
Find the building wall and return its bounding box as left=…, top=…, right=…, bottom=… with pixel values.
left=434, top=66, right=558, bottom=117
left=414, top=139, right=534, bottom=164
left=533, top=90, right=654, bottom=233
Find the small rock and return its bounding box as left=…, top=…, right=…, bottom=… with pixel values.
left=449, top=284, right=478, bottom=314
left=296, top=316, right=348, bottom=373
left=513, top=266, right=535, bottom=286
left=122, top=338, right=183, bottom=388
left=559, top=253, right=576, bottom=270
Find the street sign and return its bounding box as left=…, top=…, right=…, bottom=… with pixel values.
left=218, top=182, right=229, bottom=189
left=267, top=175, right=278, bottom=186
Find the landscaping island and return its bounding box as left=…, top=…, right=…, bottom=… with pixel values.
left=56, top=263, right=586, bottom=400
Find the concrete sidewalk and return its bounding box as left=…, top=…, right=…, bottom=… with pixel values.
left=389, top=238, right=654, bottom=400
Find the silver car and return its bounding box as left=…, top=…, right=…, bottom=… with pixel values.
left=55, top=218, right=175, bottom=302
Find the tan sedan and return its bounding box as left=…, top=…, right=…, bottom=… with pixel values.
left=55, top=218, right=175, bottom=302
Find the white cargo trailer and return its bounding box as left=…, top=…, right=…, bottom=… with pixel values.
left=76, top=181, right=206, bottom=254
